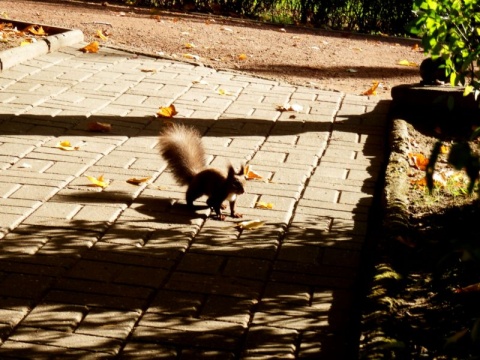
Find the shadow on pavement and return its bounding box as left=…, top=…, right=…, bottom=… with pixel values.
left=0, top=101, right=389, bottom=358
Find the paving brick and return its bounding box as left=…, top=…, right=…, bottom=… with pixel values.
left=9, top=184, right=59, bottom=202
left=21, top=303, right=87, bottom=332
left=75, top=308, right=140, bottom=339
left=10, top=326, right=122, bottom=355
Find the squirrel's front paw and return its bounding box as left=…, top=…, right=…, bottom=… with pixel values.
left=231, top=212, right=243, bottom=218
left=214, top=214, right=226, bottom=221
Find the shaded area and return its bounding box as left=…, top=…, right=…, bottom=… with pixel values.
left=0, top=98, right=389, bottom=358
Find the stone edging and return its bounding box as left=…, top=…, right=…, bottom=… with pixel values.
left=0, top=18, right=84, bottom=71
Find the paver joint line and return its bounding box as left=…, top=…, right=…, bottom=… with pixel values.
left=0, top=38, right=388, bottom=359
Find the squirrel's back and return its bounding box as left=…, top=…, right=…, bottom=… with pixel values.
left=158, top=123, right=206, bottom=186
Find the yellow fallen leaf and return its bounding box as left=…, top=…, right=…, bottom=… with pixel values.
left=86, top=174, right=109, bottom=188
left=235, top=219, right=266, bottom=230
left=440, top=144, right=450, bottom=154
left=20, top=38, right=34, bottom=46
left=56, top=140, right=79, bottom=151
left=398, top=59, right=419, bottom=67
left=184, top=43, right=196, bottom=49
left=183, top=53, right=200, bottom=61
left=411, top=43, right=420, bottom=51
left=96, top=29, right=108, bottom=41
left=157, top=104, right=178, bottom=118
left=24, top=24, right=45, bottom=36
left=362, top=81, right=379, bottom=96
left=244, top=164, right=264, bottom=181
left=87, top=121, right=112, bottom=132
left=255, top=202, right=274, bottom=209
left=238, top=53, right=248, bottom=61
left=80, top=41, right=100, bottom=53
left=127, top=177, right=152, bottom=185
left=217, top=88, right=232, bottom=96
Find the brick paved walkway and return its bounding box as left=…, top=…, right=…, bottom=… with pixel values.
left=0, top=44, right=389, bottom=359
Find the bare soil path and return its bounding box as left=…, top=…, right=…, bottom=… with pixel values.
left=1, top=0, right=426, bottom=99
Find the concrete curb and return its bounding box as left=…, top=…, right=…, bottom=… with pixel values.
left=0, top=18, right=83, bottom=71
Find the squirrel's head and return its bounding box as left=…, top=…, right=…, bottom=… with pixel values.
left=227, top=164, right=246, bottom=195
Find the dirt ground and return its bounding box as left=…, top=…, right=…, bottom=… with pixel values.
left=1, top=0, right=427, bottom=99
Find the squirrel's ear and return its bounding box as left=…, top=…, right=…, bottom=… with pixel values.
left=227, top=165, right=236, bottom=178
left=237, top=164, right=245, bottom=176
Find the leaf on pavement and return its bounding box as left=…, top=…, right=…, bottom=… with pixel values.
left=276, top=103, right=303, bottom=112
left=238, top=53, right=248, bottom=61
left=87, top=121, right=112, bottom=132
left=244, top=164, right=264, bottom=181
left=80, top=41, right=100, bottom=53
left=86, top=174, right=110, bottom=188
left=157, top=104, right=178, bottom=118
left=127, top=177, right=152, bottom=185
left=56, top=140, right=79, bottom=151
left=235, top=219, right=266, bottom=230
left=255, top=202, right=274, bottom=209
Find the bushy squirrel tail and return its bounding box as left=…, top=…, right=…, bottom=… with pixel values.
left=158, top=123, right=206, bottom=186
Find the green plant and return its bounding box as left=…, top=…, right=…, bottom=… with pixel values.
left=408, top=0, right=480, bottom=196
left=408, top=0, right=480, bottom=90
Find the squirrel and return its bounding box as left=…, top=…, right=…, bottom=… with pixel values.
left=158, top=123, right=245, bottom=220
left=420, top=57, right=448, bottom=85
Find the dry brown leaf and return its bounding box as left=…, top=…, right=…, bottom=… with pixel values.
left=244, top=164, right=264, bottom=181
left=87, top=121, right=112, bottom=132
left=127, top=177, right=152, bottom=185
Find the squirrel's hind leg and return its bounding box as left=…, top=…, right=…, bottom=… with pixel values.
left=186, top=185, right=203, bottom=208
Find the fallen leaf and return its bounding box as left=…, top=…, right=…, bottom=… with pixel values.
left=184, top=42, right=196, bottom=49
left=347, top=68, right=358, bottom=73
left=362, top=81, right=379, bottom=96
left=244, top=164, right=264, bottom=180
left=140, top=68, right=157, bottom=73
left=398, top=59, right=419, bottom=67
left=217, top=88, right=233, bottom=96
left=86, top=174, right=109, bottom=188
left=96, top=29, right=108, bottom=41
left=24, top=24, right=45, bottom=36
left=279, top=28, right=286, bottom=32
left=411, top=43, right=420, bottom=51
left=235, top=219, right=266, bottom=230
left=276, top=103, right=303, bottom=112
left=440, top=144, right=450, bottom=154
left=157, top=104, right=178, bottom=118
left=408, top=153, right=429, bottom=170
left=255, top=202, right=274, bottom=209
left=192, top=80, right=209, bottom=85
left=183, top=53, right=200, bottom=61
left=80, top=41, right=100, bottom=53
left=127, top=177, right=152, bottom=185
left=56, top=140, right=79, bottom=151
left=18, top=163, right=32, bottom=169
left=87, top=121, right=112, bottom=132
left=238, top=53, right=248, bottom=60
left=20, top=38, right=35, bottom=46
